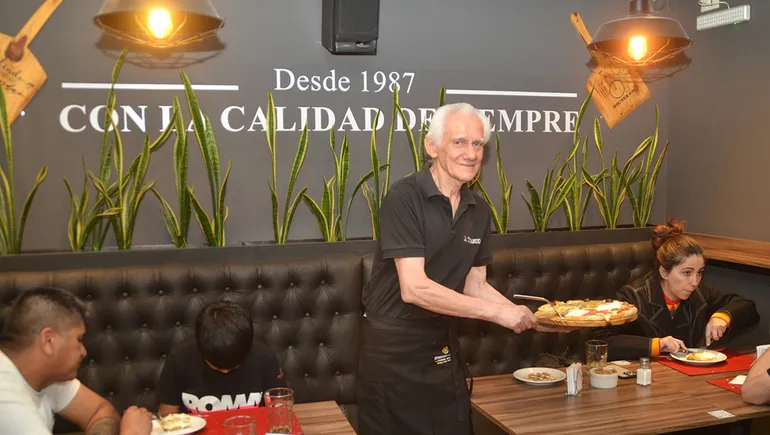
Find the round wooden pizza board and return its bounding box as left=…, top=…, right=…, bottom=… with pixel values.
left=535, top=310, right=638, bottom=328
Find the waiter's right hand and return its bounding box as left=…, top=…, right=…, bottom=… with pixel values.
left=495, top=304, right=537, bottom=333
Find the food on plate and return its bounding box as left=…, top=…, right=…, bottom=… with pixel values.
left=685, top=352, right=717, bottom=361
left=160, top=414, right=192, bottom=431
left=525, top=372, right=556, bottom=381
left=535, top=299, right=638, bottom=326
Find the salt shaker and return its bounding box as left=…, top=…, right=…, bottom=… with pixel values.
left=637, top=357, right=652, bottom=386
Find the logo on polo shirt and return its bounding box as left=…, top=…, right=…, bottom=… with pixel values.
left=463, top=236, right=481, bottom=245
left=434, top=345, right=452, bottom=364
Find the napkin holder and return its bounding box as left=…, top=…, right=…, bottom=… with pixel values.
left=565, top=362, right=583, bottom=396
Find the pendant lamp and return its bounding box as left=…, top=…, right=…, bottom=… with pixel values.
left=94, top=0, right=224, bottom=49
left=588, top=0, right=691, bottom=66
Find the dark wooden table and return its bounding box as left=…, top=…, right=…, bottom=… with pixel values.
left=293, top=401, right=357, bottom=435
left=471, top=360, right=770, bottom=435
left=61, top=401, right=355, bottom=435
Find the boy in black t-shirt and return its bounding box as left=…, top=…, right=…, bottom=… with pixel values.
left=157, top=301, right=286, bottom=416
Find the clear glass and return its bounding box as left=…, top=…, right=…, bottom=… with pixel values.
left=223, top=415, right=256, bottom=435
left=585, top=340, right=609, bottom=371
left=264, top=387, right=295, bottom=434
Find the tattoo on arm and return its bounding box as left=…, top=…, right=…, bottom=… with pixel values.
left=85, top=416, right=121, bottom=435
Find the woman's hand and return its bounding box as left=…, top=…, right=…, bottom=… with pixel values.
left=706, top=317, right=729, bottom=346
left=660, top=336, right=687, bottom=353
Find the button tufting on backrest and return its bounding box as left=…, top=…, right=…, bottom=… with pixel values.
left=458, top=241, right=654, bottom=378
left=0, top=239, right=655, bottom=433
left=0, top=252, right=365, bottom=424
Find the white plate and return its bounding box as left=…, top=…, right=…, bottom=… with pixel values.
left=670, top=350, right=728, bottom=365
left=151, top=415, right=206, bottom=435
left=513, top=367, right=566, bottom=385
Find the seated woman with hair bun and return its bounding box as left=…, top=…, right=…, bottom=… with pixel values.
left=599, top=219, right=759, bottom=361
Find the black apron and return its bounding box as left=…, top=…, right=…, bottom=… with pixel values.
left=356, top=312, right=473, bottom=435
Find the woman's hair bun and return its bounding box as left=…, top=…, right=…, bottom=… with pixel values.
left=652, top=219, right=685, bottom=251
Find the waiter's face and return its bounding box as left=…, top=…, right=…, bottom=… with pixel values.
left=427, top=112, right=485, bottom=183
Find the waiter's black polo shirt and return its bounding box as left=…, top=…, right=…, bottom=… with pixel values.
left=362, top=166, right=493, bottom=320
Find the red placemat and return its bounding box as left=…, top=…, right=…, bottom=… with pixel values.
left=707, top=377, right=743, bottom=395
left=193, top=407, right=302, bottom=435
left=654, top=349, right=755, bottom=376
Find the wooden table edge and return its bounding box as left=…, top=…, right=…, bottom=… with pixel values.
left=471, top=398, right=517, bottom=435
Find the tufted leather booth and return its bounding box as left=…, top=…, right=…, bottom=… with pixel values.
left=456, top=241, right=654, bottom=376
left=0, top=239, right=654, bottom=433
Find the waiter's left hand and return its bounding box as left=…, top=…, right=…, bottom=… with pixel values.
left=706, top=317, right=728, bottom=346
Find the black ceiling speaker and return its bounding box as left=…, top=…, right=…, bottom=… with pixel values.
left=322, top=0, right=380, bottom=55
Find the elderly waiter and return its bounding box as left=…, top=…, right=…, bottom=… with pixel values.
left=356, top=102, right=559, bottom=435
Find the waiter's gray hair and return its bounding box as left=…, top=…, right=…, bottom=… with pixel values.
left=427, top=103, right=492, bottom=146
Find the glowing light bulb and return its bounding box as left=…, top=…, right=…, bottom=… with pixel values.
left=147, top=8, right=173, bottom=39
left=628, top=35, right=648, bottom=61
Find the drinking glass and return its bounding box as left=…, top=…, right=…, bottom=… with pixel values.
left=264, top=387, right=295, bottom=434
left=585, top=339, right=609, bottom=371
left=223, top=415, right=256, bottom=435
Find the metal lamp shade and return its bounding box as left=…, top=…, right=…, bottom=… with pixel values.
left=94, top=0, right=224, bottom=48
left=588, top=14, right=692, bottom=66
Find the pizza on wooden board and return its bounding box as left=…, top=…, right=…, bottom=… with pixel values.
left=535, top=299, right=638, bottom=327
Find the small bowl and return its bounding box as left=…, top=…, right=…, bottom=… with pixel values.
left=589, top=367, right=618, bottom=389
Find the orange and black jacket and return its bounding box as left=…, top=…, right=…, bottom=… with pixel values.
left=596, top=272, right=759, bottom=361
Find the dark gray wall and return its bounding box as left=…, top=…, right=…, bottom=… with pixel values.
left=1, top=0, right=670, bottom=252
left=668, top=1, right=769, bottom=241
left=666, top=1, right=770, bottom=348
